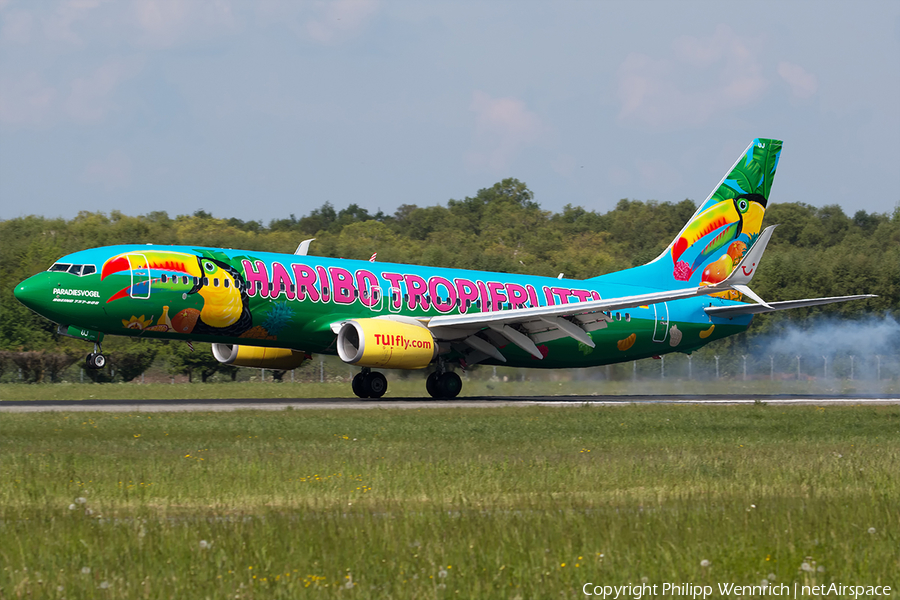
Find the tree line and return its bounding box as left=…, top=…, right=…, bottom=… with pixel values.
left=1, top=178, right=897, bottom=382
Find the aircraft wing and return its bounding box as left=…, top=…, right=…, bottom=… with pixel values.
left=424, top=226, right=780, bottom=362
left=425, top=285, right=716, bottom=361
left=704, top=295, right=877, bottom=318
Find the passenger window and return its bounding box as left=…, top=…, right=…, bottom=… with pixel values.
left=161, top=274, right=168, bottom=283
left=202, top=277, right=209, bottom=286
left=214, top=278, right=219, bottom=287
left=224, top=279, right=230, bottom=288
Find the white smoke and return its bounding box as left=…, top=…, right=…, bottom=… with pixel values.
left=761, top=316, right=900, bottom=358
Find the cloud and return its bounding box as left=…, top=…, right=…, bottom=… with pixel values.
left=466, top=90, right=551, bottom=172
left=64, top=56, right=142, bottom=121
left=0, top=9, right=34, bottom=44
left=303, top=0, right=379, bottom=43
left=0, top=72, right=56, bottom=126
left=635, top=159, right=682, bottom=194
left=82, top=149, right=132, bottom=190
left=617, top=24, right=768, bottom=130
left=41, top=0, right=107, bottom=45
left=134, top=0, right=237, bottom=47
left=777, top=61, right=817, bottom=101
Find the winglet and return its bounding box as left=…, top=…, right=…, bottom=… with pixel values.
left=706, top=224, right=777, bottom=307
left=295, top=239, right=315, bottom=256
left=722, top=224, right=776, bottom=286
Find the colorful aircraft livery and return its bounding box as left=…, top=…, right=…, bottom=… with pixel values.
left=13, top=139, right=875, bottom=398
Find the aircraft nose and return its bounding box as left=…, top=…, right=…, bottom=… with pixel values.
left=13, top=275, right=49, bottom=311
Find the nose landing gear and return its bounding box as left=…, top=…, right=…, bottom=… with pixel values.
left=85, top=343, right=106, bottom=370
left=352, top=367, right=388, bottom=399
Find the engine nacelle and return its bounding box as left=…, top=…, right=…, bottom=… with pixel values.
left=336, top=318, right=437, bottom=369
left=211, top=344, right=309, bottom=370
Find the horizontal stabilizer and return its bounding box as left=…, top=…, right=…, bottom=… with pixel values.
left=705, top=295, right=877, bottom=318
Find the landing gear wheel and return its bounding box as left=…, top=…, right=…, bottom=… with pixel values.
left=437, top=372, right=462, bottom=399
left=425, top=372, right=439, bottom=399
left=428, top=372, right=462, bottom=399
left=364, top=372, right=387, bottom=398
left=352, top=373, right=366, bottom=398
left=85, top=353, right=106, bottom=369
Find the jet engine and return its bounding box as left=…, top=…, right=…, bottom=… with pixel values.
left=336, top=318, right=437, bottom=369
left=211, top=344, right=309, bottom=370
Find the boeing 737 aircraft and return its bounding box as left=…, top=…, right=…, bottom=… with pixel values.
left=14, top=139, right=874, bottom=398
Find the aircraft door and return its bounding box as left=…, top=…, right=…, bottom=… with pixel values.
left=388, top=287, right=402, bottom=313
left=367, top=287, right=384, bottom=312
left=128, top=253, right=151, bottom=299
left=652, top=302, right=669, bottom=343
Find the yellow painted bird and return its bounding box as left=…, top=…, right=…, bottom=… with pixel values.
left=671, top=193, right=767, bottom=276
left=101, top=251, right=252, bottom=336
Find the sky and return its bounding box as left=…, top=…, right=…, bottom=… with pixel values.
left=1, top=0, right=899, bottom=224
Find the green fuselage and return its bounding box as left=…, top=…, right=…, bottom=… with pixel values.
left=14, top=244, right=750, bottom=369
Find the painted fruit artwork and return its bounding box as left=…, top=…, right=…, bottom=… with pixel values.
left=171, top=308, right=201, bottom=334
left=701, top=254, right=734, bottom=284
left=617, top=333, right=636, bottom=351
left=727, top=240, right=747, bottom=263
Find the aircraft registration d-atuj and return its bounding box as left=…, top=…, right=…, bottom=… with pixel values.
left=14, top=139, right=875, bottom=398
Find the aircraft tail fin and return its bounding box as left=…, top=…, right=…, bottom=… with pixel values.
left=598, top=138, right=782, bottom=293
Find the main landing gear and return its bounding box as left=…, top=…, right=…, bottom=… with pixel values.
left=426, top=370, right=462, bottom=399
left=352, top=367, right=388, bottom=399
left=350, top=367, right=462, bottom=399
left=85, top=343, right=106, bottom=370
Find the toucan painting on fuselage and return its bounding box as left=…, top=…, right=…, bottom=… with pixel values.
left=12, top=139, right=874, bottom=398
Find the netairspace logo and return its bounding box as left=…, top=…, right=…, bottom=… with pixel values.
left=581, top=581, right=892, bottom=598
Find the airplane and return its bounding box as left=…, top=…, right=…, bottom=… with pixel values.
left=13, top=138, right=875, bottom=398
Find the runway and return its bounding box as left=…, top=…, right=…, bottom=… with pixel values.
left=1, top=394, right=898, bottom=412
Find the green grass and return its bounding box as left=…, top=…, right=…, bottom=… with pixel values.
left=2, top=406, right=899, bottom=598
left=1, top=376, right=896, bottom=400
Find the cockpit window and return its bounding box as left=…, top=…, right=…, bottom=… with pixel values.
left=48, top=263, right=97, bottom=276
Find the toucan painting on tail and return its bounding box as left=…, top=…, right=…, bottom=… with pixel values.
left=668, top=138, right=780, bottom=284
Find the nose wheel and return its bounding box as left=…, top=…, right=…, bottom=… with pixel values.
left=426, top=371, right=462, bottom=399
left=85, top=343, right=106, bottom=370
left=352, top=368, right=387, bottom=399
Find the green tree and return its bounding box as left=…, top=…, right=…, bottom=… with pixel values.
left=162, top=342, right=222, bottom=383
left=106, top=339, right=161, bottom=382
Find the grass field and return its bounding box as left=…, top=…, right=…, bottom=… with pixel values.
left=1, top=405, right=898, bottom=598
